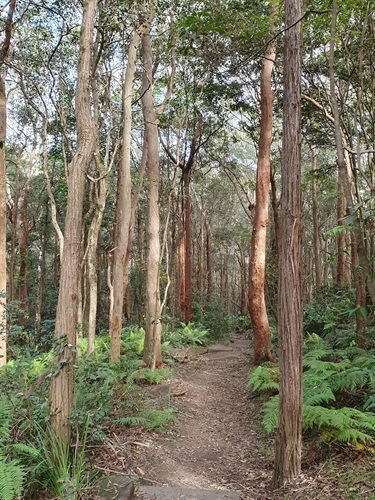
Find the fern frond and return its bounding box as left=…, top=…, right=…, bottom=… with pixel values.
left=0, top=398, right=12, bottom=439
left=0, top=458, right=25, bottom=500
left=114, top=416, right=148, bottom=427
left=10, top=443, right=40, bottom=458
left=262, top=396, right=279, bottom=433
left=331, top=366, right=370, bottom=392
left=248, top=365, right=279, bottom=393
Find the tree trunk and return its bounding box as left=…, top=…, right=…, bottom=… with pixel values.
left=87, top=174, right=106, bottom=357
left=351, top=233, right=367, bottom=349
left=205, top=217, right=213, bottom=302
left=110, top=7, right=154, bottom=362
left=141, top=30, right=162, bottom=368
left=49, top=0, right=98, bottom=443
left=336, top=178, right=349, bottom=285
left=272, top=0, right=303, bottom=487
left=178, top=202, right=186, bottom=316
left=311, top=145, right=322, bottom=288
left=270, top=163, right=280, bottom=256
left=248, top=0, right=277, bottom=366
left=0, top=0, right=17, bottom=367
left=183, top=168, right=193, bottom=324
left=37, top=205, right=49, bottom=333
left=0, top=78, right=6, bottom=366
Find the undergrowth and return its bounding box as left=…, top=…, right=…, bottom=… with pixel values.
left=249, top=334, right=375, bottom=448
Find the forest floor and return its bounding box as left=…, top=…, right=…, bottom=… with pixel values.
left=94, top=332, right=375, bottom=500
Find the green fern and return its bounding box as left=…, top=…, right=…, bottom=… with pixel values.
left=144, top=408, right=175, bottom=431
left=114, top=416, right=148, bottom=427
left=0, top=458, right=24, bottom=500
left=263, top=396, right=279, bottom=433
left=0, top=398, right=12, bottom=440
left=128, top=368, right=170, bottom=385
left=248, top=364, right=279, bottom=393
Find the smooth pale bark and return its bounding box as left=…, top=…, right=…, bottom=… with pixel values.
left=49, top=0, right=98, bottom=443
left=237, top=243, right=248, bottom=316
left=0, top=0, right=17, bottom=367
left=178, top=203, right=186, bottom=315
left=273, top=0, right=303, bottom=487
left=336, top=178, right=349, bottom=285
left=329, top=0, right=375, bottom=306
left=248, top=0, right=277, bottom=365
left=18, top=149, right=37, bottom=323
left=110, top=6, right=154, bottom=362
left=183, top=168, right=193, bottom=324
left=8, top=151, right=21, bottom=304
left=270, top=164, right=280, bottom=255
left=205, top=217, right=213, bottom=302
left=87, top=171, right=106, bottom=357
left=310, top=145, right=322, bottom=288
left=36, top=206, right=49, bottom=333
left=141, top=31, right=162, bottom=368
left=351, top=234, right=366, bottom=349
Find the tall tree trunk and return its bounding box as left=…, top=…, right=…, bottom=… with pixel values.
left=351, top=234, right=366, bottom=349
left=17, top=149, right=36, bottom=324
left=9, top=150, right=21, bottom=304
left=310, top=145, right=322, bottom=288
left=237, top=243, right=248, bottom=316
left=183, top=169, right=193, bottom=324
left=49, top=0, right=98, bottom=443
left=141, top=29, right=163, bottom=368
left=110, top=7, right=154, bottom=362
left=37, top=205, right=49, bottom=333
left=178, top=202, right=186, bottom=316
left=336, top=178, right=349, bottom=285
left=0, top=0, right=17, bottom=367
left=205, top=217, right=213, bottom=302
left=86, top=173, right=106, bottom=357
left=273, top=0, right=303, bottom=487
left=248, top=0, right=277, bottom=365
left=329, top=0, right=375, bottom=306
left=270, top=163, right=280, bottom=255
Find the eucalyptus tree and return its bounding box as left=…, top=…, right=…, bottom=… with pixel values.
left=0, top=0, right=17, bottom=367
left=248, top=0, right=278, bottom=365
left=49, top=0, right=98, bottom=442
left=109, top=0, right=156, bottom=363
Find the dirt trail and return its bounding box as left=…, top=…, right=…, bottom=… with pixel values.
left=134, top=334, right=273, bottom=499
left=130, top=333, right=373, bottom=500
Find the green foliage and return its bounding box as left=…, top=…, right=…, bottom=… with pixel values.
left=247, top=363, right=279, bottom=393
left=143, top=408, right=175, bottom=431
left=128, top=367, right=171, bottom=385
left=31, top=418, right=93, bottom=499
left=251, top=335, right=375, bottom=447
left=0, top=397, right=40, bottom=500
left=115, top=408, right=175, bottom=432
left=162, top=322, right=208, bottom=349
left=0, top=458, right=24, bottom=500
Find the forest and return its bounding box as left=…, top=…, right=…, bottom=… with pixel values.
left=0, top=0, right=374, bottom=498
